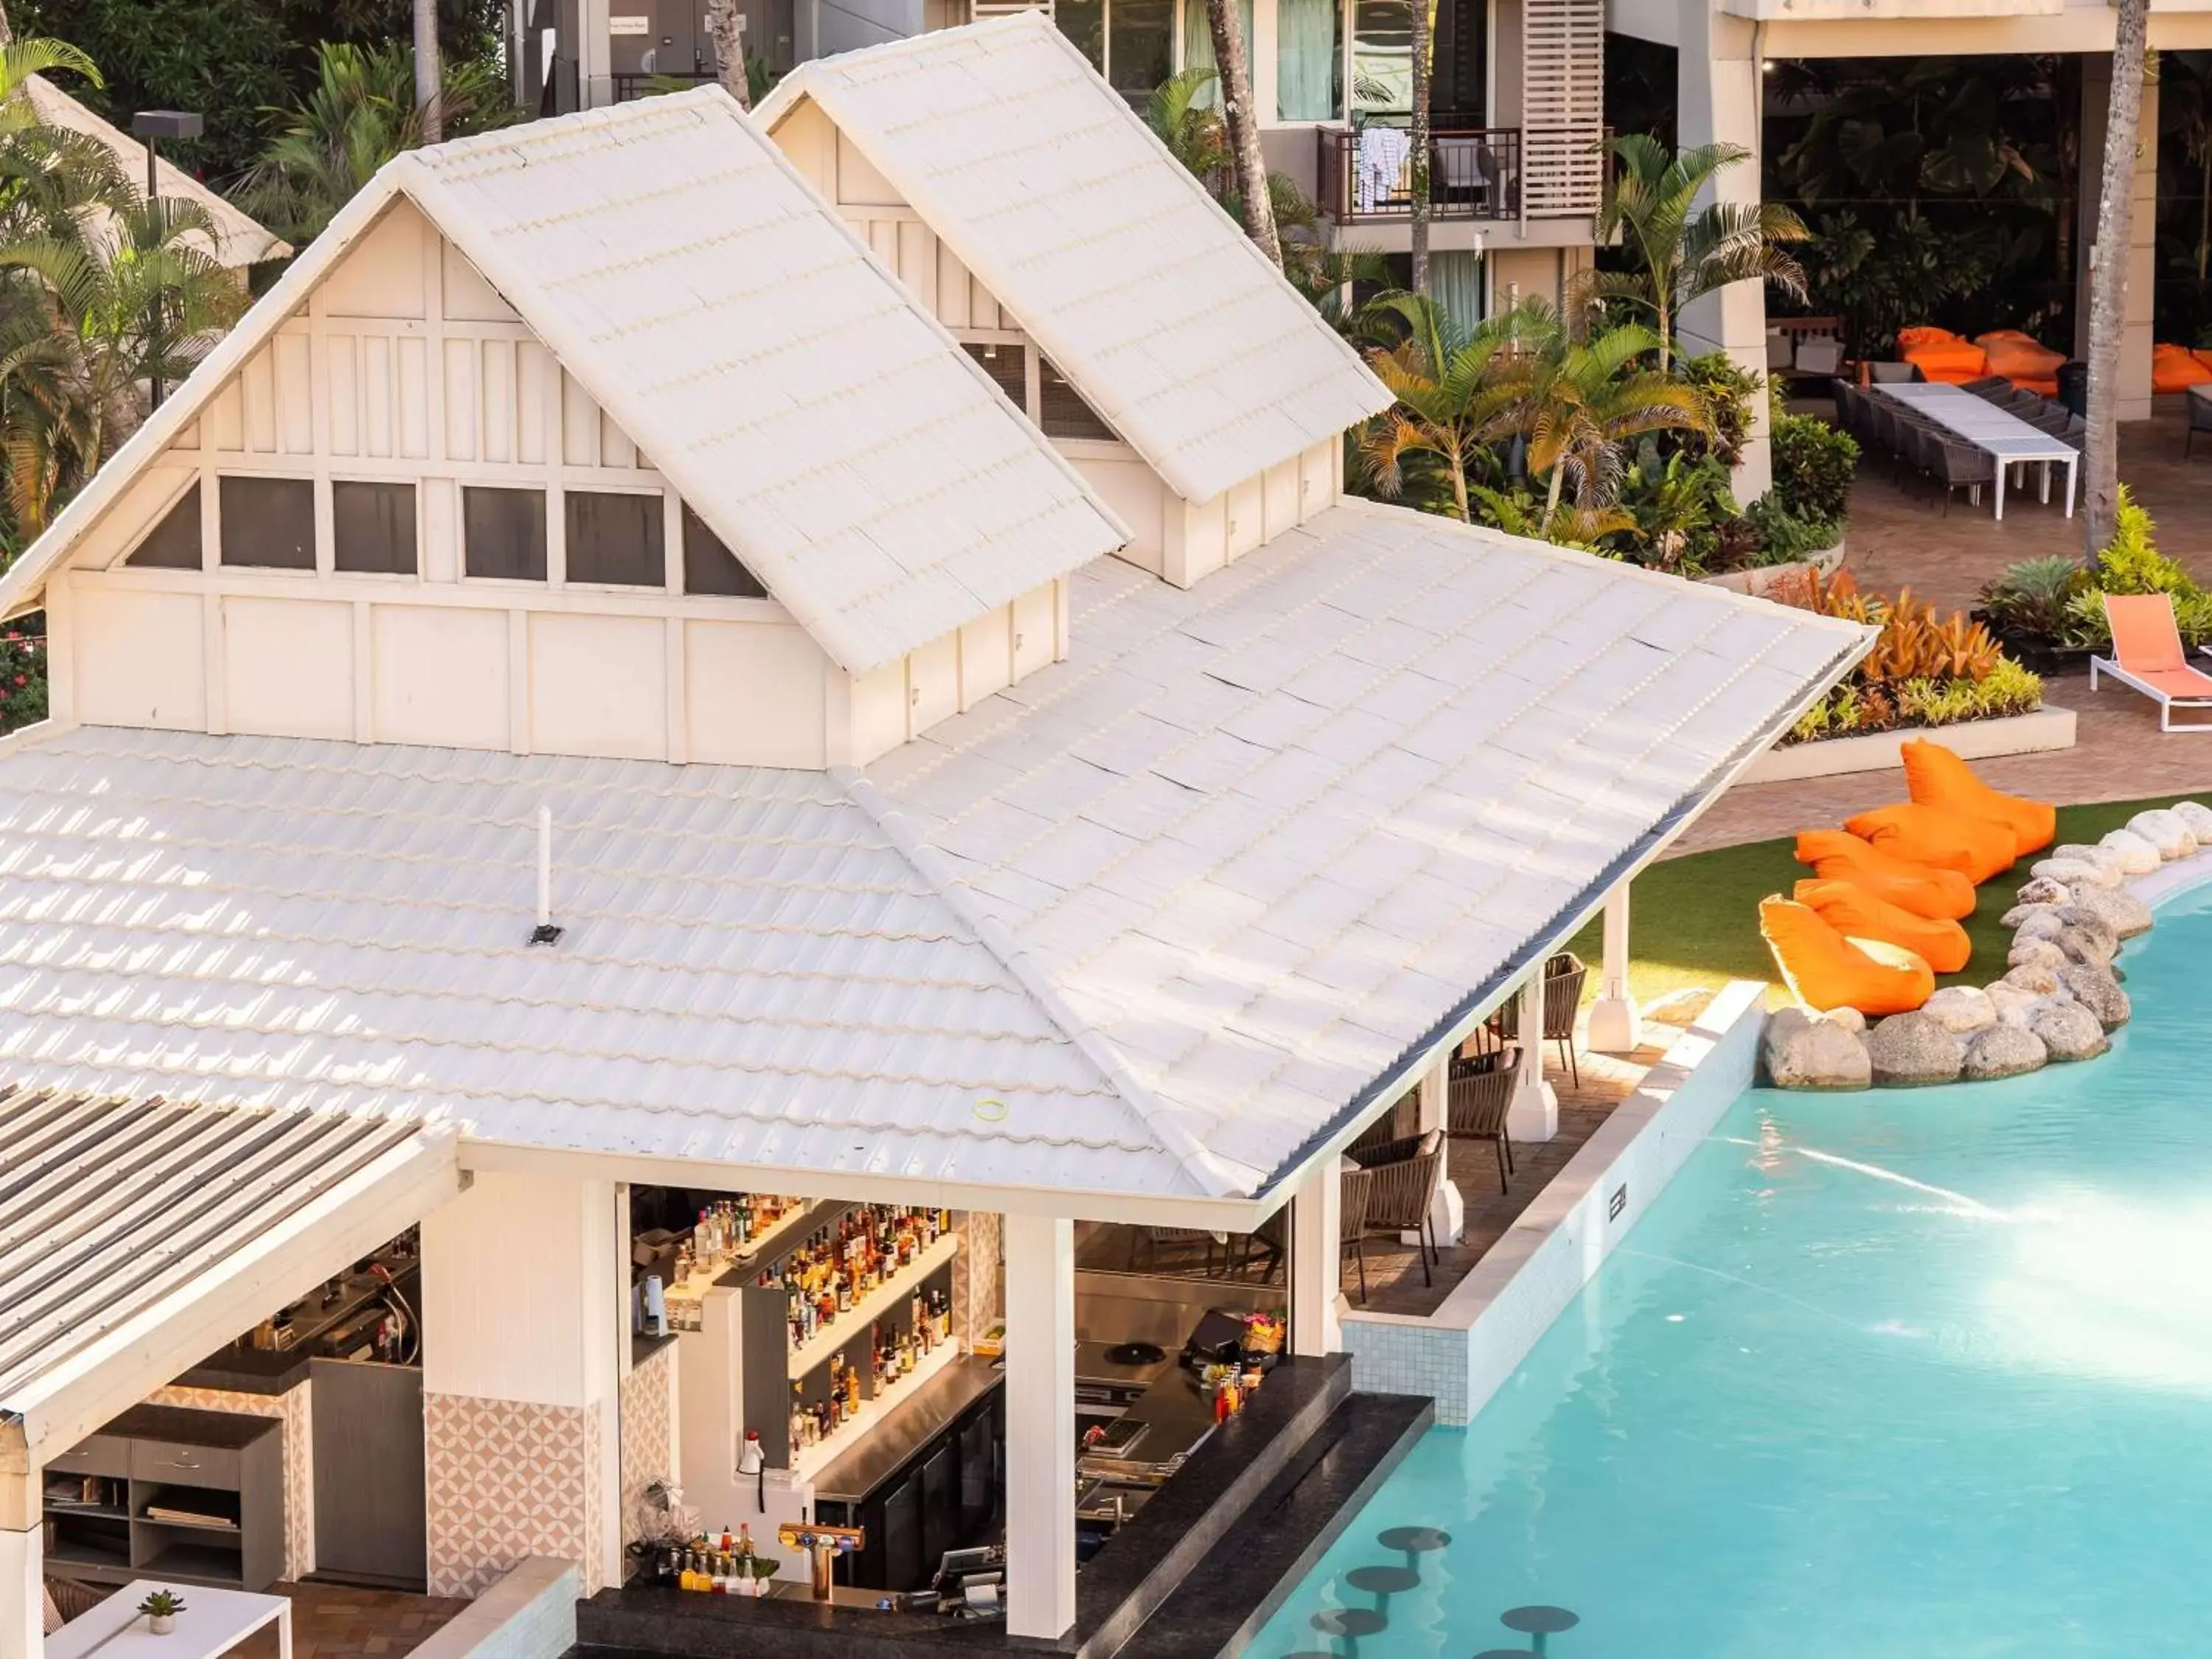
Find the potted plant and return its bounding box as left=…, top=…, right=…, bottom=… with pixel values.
left=139, top=1592, right=187, bottom=1635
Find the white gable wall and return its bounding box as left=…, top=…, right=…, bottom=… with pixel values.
left=768, top=99, right=1343, bottom=591
left=52, top=197, right=1060, bottom=769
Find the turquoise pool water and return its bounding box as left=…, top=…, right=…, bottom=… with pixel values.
left=1257, top=881, right=2212, bottom=1658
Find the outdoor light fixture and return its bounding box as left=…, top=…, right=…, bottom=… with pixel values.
left=130, top=110, right=204, bottom=410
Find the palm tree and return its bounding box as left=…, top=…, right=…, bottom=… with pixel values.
left=1147, top=66, right=1231, bottom=186
left=1584, top=133, right=1810, bottom=371
left=706, top=0, right=751, bottom=111
left=2083, top=7, right=2151, bottom=552
left=1359, top=293, right=1535, bottom=521
left=414, top=0, right=442, bottom=142
left=241, top=41, right=519, bottom=249
left=1409, top=0, right=1432, bottom=295
left=0, top=196, right=246, bottom=532
left=1503, top=305, right=1714, bottom=525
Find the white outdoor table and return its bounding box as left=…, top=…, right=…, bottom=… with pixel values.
left=47, top=1582, right=292, bottom=1659
left=1871, top=381, right=2079, bottom=521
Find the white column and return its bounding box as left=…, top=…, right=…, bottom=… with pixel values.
left=0, top=1463, right=38, bottom=1659
left=1508, top=977, right=1559, bottom=1143
left=1587, top=886, right=1642, bottom=1054
left=1412, top=1054, right=1465, bottom=1246
left=1677, top=8, right=1771, bottom=499
left=580, top=0, right=614, bottom=108
left=1003, top=1214, right=1076, bottom=1641
left=1289, top=1164, right=1343, bottom=1358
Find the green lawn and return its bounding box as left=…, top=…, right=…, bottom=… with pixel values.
left=1564, top=794, right=2203, bottom=1006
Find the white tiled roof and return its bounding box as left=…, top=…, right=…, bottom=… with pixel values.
left=758, top=15, right=1393, bottom=505
left=0, top=91, right=1126, bottom=675
left=24, top=75, right=292, bottom=268
left=0, top=507, right=1866, bottom=1210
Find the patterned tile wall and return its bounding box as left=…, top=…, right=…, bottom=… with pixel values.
left=425, top=1392, right=609, bottom=1599
left=953, top=1211, right=1001, bottom=1345
left=618, top=1343, right=675, bottom=1548
left=148, top=1382, right=316, bottom=1576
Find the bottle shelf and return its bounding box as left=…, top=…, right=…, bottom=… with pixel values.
left=787, top=1231, right=959, bottom=1375
left=789, top=1336, right=962, bottom=1485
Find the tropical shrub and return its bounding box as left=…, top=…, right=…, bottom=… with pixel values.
left=0, top=624, right=47, bottom=735
left=1987, top=489, right=2212, bottom=652
left=1672, top=350, right=1760, bottom=468
left=1744, top=495, right=1837, bottom=563
left=1769, top=404, right=1858, bottom=524
left=1978, top=554, right=2088, bottom=645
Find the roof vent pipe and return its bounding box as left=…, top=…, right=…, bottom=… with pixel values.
left=529, top=803, right=564, bottom=947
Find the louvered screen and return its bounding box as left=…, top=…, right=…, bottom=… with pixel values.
left=972, top=0, right=1052, bottom=18
left=965, top=342, right=1029, bottom=411
left=1520, top=0, right=1604, bottom=218
left=1040, top=357, right=1116, bottom=442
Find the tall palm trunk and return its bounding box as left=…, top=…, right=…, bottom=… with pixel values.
left=706, top=0, right=751, bottom=111
left=1208, top=0, right=1279, bottom=265
left=2084, top=4, right=2150, bottom=554
left=1409, top=0, right=1432, bottom=294
left=414, top=0, right=442, bottom=143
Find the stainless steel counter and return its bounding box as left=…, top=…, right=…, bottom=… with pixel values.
left=809, top=1354, right=1001, bottom=1504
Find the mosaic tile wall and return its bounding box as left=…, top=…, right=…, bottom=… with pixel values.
left=953, top=1211, right=1001, bottom=1344
left=149, top=1381, right=315, bottom=1576
left=618, top=1343, right=675, bottom=1548
left=425, top=1392, right=608, bottom=1598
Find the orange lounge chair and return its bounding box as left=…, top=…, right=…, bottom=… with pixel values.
left=1843, top=801, right=2019, bottom=883
left=1899, top=739, right=2056, bottom=857
left=1793, top=829, right=1978, bottom=919
left=2092, top=592, right=2212, bottom=732
left=1792, top=878, right=1972, bottom=973
left=1760, top=897, right=1935, bottom=1017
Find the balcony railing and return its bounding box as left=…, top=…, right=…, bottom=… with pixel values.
left=611, top=69, right=715, bottom=102
left=1317, top=125, right=1523, bottom=225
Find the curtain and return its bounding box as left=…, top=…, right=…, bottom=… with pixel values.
left=1432, top=251, right=1485, bottom=338
left=1182, top=0, right=1254, bottom=109
left=1276, top=0, right=1338, bottom=120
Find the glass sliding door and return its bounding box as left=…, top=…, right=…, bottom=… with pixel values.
left=1057, top=0, right=1105, bottom=70
left=1180, top=0, right=1254, bottom=109
left=1108, top=0, right=1175, bottom=102
left=1351, top=0, right=1412, bottom=117
left=1276, top=0, right=1341, bottom=121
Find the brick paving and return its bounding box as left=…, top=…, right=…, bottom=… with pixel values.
left=1676, top=406, right=2212, bottom=856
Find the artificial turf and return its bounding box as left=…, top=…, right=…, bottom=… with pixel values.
left=1563, top=793, right=2207, bottom=1005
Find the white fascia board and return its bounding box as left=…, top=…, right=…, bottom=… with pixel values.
left=10, top=1132, right=462, bottom=1460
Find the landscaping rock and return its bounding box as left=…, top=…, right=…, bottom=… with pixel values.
left=1986, top=981, right=2052, bottom=1029
left=2051, top=843, right=2128, bottom=877
left=2051, top=923, right=2117, bottom=970
left=2000, top=961, right=2064, bottom=995
left=2056, top=962, right=2131, bottom=1029
left=2124, top=809, right=2196, bottom=860
left=2096, top=829, right=2163, bottom=875
left=2171, top=799, right=2212, bottom=841
left=1865, top=1011, right=1966, bottom=1085
left=1823, top=1006, right=1866, bottom=1034
left=2011, top=909, right=2065, bottom=942
left=1644, top=986, right=1716, bottom=1027
left=2054, top=908, right=2121, bottom=958
left=1764, top=1009, right=1871, bottom=1090
left=2006, top=937, right=2067, bottom=972
left=2065, top=882, right=2154, bottom=939
left=1963, top=1023, right=2048, bottom=1081
left=1921, top=985, right=1997, bottom=1033
left=2033, top=856, right=2121, bottom=890
left=2014, top=874, right=2073, bottom=908
left=2000, top=902, right=2063, bottom=930
left=2031, top=1000, right=2110, bottom=1061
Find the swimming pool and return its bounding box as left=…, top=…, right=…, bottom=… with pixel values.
left=1257, top=880, right=2212, bottom=1658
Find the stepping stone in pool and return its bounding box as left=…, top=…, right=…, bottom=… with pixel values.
left=1500, top=1604, right=1580, bottom=1654
left=1378, top=1526, right=1452, bottom=1554
left=1312, top=1604, right=1388, bottom=1653
left=1346, top=1564, right=1421, bottom=1604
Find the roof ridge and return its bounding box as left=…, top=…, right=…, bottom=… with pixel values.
left=835, top=765, right=1251, bottom=1200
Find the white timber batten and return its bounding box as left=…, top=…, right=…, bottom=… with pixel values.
left=1520, top=0, right=1607, bottom=218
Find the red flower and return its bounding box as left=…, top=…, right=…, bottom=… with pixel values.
left=11, top=675, right=22, bottom=686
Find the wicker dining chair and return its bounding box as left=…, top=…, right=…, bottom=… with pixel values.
left=1448, top=1044, right=1518, bottom=1194
left=1491, top=952, right=1590, bottom=1086
left=1352, top=1130, right=1445, bottom=1287
left=1339, top=1166, right=1376, bottom=1303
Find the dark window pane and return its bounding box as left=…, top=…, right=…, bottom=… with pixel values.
left=464, top=486, right=547, bottom=581
left=964, top=342, right=1028, bottom=413
left=220, top=476, right=315, bottom=569
left=682, top=506, right=767, bottom=598
left=333, top=481, right=417, bottom=574
left=1107, top=0, right=1172, bottom=102
left=1056, top=0, right=1103, bottom=68
left=1040, top=358, right=1116, bottom=442
left=566, top=490, right=664, bottom=587
left=128, top=483, right=201, bottom=569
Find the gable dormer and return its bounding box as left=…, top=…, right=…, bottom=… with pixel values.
left=1, top=92, right=1122, bottom=768
left=757, top=15, right=1392, bottom=589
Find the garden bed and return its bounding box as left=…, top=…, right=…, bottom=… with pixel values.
left=1697, top=538, right=1846, bottom=600
left=1741, top=703, right=2076, bottom=784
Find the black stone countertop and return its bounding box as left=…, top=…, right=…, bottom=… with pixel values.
left=812, top=1356, right=1003, bottom=1504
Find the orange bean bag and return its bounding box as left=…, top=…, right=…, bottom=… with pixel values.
left=1974, top=330, right=2065, bottom=391
left=1897, top=327, right=1962, bottom=348
left=1792, top=878, right=1972, bottom=974
left=1899, top=738, right=2055, bottom=858
left=1843, top=801, right=2018, bottom=883
left=2152, top=342, right=2212, bottom=394
left=1902, top=341, right=1989, bottom=386
left=1760, top=897, right=1935, bottom=1017
left=1793, top=829, right=1978, bottom=920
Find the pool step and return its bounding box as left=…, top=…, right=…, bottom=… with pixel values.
left=1097, top=1391, right=1434, bottom=1659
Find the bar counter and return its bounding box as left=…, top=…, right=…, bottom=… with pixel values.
left=813, top=1356, right=1002, bottom=1505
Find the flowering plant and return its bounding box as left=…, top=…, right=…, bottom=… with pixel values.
left=0, top=626, right=44, bottom=735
